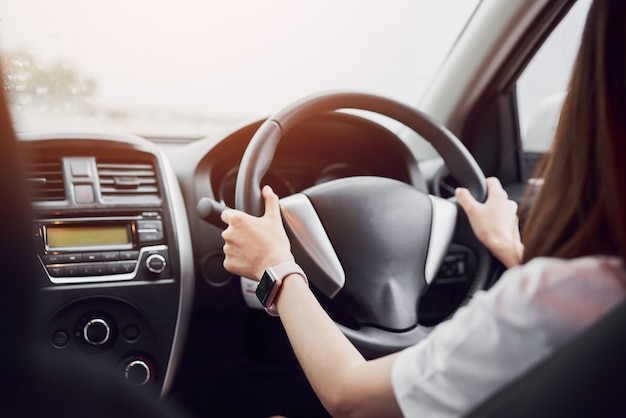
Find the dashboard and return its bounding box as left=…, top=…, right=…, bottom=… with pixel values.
left=207, top=113, right=425, bottom=206
left=20, top=132, right=193, bottom=396
left=17, top=111, right=478, bottom=409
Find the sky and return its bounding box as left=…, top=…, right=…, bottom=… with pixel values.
left=0, top=0, right=478, bottom=122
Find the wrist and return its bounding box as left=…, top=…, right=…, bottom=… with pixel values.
left=257, top=254, right=295, bottom=281
left=498, top=241, right=524, bottom=268
left=256, top=262, right=307, bottom=316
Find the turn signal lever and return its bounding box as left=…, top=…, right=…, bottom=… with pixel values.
left=196, top=198, right=230, bottom=230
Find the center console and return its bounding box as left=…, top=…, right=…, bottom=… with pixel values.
left=20, top=133, right=194, bottom=396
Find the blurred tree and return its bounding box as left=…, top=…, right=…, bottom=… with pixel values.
left=2, top=51, right=96, bottom=110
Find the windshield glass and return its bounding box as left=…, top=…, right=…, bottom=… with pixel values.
left=1, top=0, right=479, bottom=138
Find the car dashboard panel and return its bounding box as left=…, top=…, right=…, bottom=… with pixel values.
left=207, top=112, right=425, bottom=208
left=19, top=132, right=194, bottom=396
left=14, top=111, right=480, bottom=411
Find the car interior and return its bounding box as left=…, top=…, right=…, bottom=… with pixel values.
left=2, top=0, right=625, bottom=416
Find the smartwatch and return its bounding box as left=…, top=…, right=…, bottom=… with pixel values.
left=256, top=262, right=308, bottom=316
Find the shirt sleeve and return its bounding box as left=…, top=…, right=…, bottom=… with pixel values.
left=391, top=256, right=625, bottom=418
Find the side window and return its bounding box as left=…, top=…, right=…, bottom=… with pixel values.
left=516, top=0, right=592, bottom=166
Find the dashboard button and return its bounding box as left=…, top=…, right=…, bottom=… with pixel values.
left=64, top=253, right=83, bottom=263
left=70, top=159, right=91, bottom=177
left=65, top=265, right=80, bottom=276
left=123, top=325, right=140, bottom=342
left=106, top=263, right=122, bottom=275
left=74, top=184, right=95, bottom=204
left=43, top=254, right=63, bottom=264
left=52, top=330, right=69, bottom=348
left=77, top=264, right=94, bottom=276
left=138, top=231, right=163, bottom=243
left=84, top=252, right=101, bottom=262
left=48, top=266, right=64, bottom=277
left=101, top=251, right=120, bottom=261
left=137, top=220, right=162, bottom=231
left=120, top=250, right=139, bottom=260
left=93, top=263, right=108, bottom=275
left=121, top=262, right=136, bottom=273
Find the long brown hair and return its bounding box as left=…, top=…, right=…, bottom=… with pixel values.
left=521, top=0, right=626, bottom=262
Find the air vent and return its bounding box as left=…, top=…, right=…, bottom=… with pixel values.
left=24, top=159, right=66, bottom=202
left=97, top=160, right=160, bottom=201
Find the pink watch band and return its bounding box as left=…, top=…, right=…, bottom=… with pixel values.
left=265, top=262, right=308, bottom=316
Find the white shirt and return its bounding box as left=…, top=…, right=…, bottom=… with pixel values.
left=391, top=256, right=626, bottom=417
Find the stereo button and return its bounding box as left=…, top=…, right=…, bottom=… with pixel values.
left=84, top=252, right=101, bottom=262
left=121, top=262, right=136, bottom=273
left=65, top=265, right=80, bottom=276
left=137, top=220, right=162, bottom=231
left=138, top=231, right=163, bottom=243
left=102, top=251, right=120, bottom=261
left=77, top=264, right=94, bottom=276
left=93, top=263, right=108, bottom=275
left=64, top=253, right=83, bottom=263
left=43, top=254, right=63, bottom=264
left=106, top=263, right=122, bottom=275
left=120, top=250, right=139, bottom=260
left=48, top=266, right=64, bottom=277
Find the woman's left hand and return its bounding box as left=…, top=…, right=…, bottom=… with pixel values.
left=221, top=185, right=295, bottom=281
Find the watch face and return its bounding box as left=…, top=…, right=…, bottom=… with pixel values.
left=256, top=270, right=277, bottom=307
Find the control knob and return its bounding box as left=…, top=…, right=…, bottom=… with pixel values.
left=145, top=254, right=166, bottom=274
left=124, top=357, right=153, bottom=386
left=83, top=318, right=111, bottom=346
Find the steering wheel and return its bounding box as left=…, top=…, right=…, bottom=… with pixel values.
left=235, top=91, right=488, bottom=357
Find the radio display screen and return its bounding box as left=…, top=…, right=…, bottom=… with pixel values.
left=46, top=225, right=131, bottom=249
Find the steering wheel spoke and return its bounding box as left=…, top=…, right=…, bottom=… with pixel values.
left=425, top=196, right=458, bottom=284
left=280, top=193, right=346, bottom=298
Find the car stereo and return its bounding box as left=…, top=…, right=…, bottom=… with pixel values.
left=35, top=212, right=170, bottom=284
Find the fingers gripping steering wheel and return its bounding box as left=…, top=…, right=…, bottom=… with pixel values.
left=235, top=92, right=488, bottom=357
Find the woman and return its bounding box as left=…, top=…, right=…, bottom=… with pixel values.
left=221, top=0, right=626, bottom=416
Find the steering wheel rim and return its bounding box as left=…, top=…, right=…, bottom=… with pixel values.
left=236, top=91, right=488, bottom=356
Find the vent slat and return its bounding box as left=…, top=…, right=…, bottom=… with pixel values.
left=96, top=159, right=160, bottom=201
left=24, top=159, right=66, bottom=202
left=100, top=188, right=159, bottom=194
left=97, top=170, right=156, bottom=177
left=98, top=178, right=157, bottom=184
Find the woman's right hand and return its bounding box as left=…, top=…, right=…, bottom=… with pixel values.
left=455, top=177, right=524, bottom=268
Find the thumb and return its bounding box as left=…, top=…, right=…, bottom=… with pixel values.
left=455, top=187, right=479, bottom=213
left=262, top=185, right=281, bottom=218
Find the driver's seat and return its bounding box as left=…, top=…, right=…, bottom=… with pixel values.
left=466, top=299, right=626, bottom=417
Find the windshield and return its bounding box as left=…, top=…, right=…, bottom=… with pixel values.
left=1, top=0, right=479, bottom=138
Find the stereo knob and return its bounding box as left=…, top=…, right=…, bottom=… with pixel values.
left=145, top=254, right=166, bottom=274
left=83, top=318, right=111, bottom=346
left=124, top=358, right=152, bottom=386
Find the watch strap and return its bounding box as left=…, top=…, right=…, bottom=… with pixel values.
left=264, top=262, right=308, bottom=316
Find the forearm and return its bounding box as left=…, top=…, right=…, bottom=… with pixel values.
left=275, top=275, right=402, bottom=418
left=490, top=239, right=524, bottom=268
left=221, top=187, right=403, bottom=416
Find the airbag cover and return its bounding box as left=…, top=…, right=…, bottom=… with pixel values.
left=304, top=176, right=431, bottom=330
